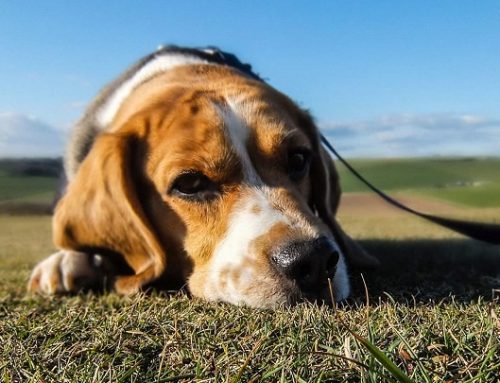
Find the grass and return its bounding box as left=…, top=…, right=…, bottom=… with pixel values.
left=0, top=174, right=58, bottom=204
left=1, top=213, right=499, bottom=382
left=0, top=158, right=499, bottom=381
left=2, top=291, right=497, bottom=382
left=337, top=157, right=500, bottom=207
left=0, top=173, right=58, bottom=215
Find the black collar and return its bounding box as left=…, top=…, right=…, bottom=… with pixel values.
left=155, top=44, right=264, bottom=82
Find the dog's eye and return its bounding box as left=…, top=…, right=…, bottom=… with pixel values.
left=288, top=149, right=311, bottom=181
left=170, top=172, right=219, bottom=200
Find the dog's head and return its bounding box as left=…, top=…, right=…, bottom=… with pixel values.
left=53, top=62, right=377, bottom=307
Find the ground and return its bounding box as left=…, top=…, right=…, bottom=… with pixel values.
left=0, top=158, right=499, bottom=382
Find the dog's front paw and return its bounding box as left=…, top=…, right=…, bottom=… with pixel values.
left=28, top=251, right=102, bottom=294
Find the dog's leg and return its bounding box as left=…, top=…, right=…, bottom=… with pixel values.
left=113, top=265, right=157, bottom=295
left=28, top=250, right=106, bottom=294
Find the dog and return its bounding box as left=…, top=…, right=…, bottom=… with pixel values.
left=28, top=46, right=377, bottom=307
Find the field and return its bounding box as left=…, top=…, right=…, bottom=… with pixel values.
left=0, top=158, right=499, bottom=382
left=338, top=157, right=500, bottom=208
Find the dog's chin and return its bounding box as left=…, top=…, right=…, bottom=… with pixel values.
left=254, top=277, right=350, bottom=308
left=297, top=288, right=337, bottom=306
left=188, top=265, right=349, bottom=308
left=281, top=281, right=342, bottom=307
left=228, top=287, right=341, bottom=308
left=195, top=281, right=342, bottom=308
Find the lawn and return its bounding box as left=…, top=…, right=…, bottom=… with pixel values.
left=337, top=157, right=500, bottom=208
left=0, top=174, right=58, bottom=204
left=0, top=165, right=59, bottom=215
left=0, top=158, right=499, bottom=382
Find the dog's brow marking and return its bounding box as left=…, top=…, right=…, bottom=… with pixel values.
left=217, top=99, right=262, bottom=185
left=96, top=54, right=210, bottom=127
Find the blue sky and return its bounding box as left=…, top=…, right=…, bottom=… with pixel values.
left=1, top=1, right=499, bottom=157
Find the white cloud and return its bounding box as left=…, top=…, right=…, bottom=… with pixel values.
left=1, top=111, right=498, bottom=159
left=0, top=113, right=65, bottom=158
left=67, top=100, right=87, bottom=110
left=320, top=113, right=500, bottom=158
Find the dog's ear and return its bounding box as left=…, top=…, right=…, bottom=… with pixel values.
left=308, top=129, right=379, bottom=269
left=53, top=132, right=166, bottom=289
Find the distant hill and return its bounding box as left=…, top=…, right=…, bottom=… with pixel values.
left=0, top=157, right=498, bottom=215
left=0, top=158, right=63, bottom=177
left=0, top=158, right=62, bottom=214
left=336, top=157, right=500, bottom=207
left=0, top=113, right=64, bottom=158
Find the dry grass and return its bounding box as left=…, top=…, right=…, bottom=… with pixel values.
left=0, top=196, right=499, bottom=382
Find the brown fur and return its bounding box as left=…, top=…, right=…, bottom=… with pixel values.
left=29, top=63, right=377, bottom=301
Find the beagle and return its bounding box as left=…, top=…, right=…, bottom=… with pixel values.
left=28, top=46, right=377, bottom=307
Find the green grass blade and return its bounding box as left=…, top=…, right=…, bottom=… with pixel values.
left=388, top=324, right=432, bottom=383
left=352, top=332, right=415, bottom=383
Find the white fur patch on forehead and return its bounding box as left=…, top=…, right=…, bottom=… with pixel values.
left=216, top=99, right=262, bottom=185
left=96, top=54, right=210, bottom=127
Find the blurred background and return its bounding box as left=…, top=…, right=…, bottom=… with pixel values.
left=0, top=0, right=499, bottom=219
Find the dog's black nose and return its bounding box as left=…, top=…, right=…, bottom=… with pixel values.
left=271, top=236, right=339, bottom=294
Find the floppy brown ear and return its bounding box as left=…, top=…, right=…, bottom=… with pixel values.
left=53, top=132, right=166, bottom=293
left=311, top=142, right=379, bottom=269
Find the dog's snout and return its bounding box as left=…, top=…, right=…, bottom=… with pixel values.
left=271, top=237, right=339, bottom=293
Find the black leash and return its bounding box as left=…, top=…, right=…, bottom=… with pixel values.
left=321, top=135, right=500, bottom=245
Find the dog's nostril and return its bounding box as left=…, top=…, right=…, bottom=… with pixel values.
left=326, top=251, right=339, bottom=278
left=293, top=262, right=314, bottom=285
left=272, top=237, right=340, bottom=293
